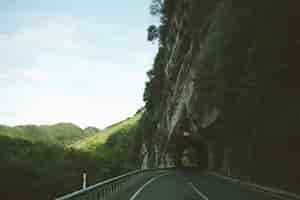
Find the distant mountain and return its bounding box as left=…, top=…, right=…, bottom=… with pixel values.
left=71, top=112, right=142, bottom=152
left=84, top=126, right=102, bottom=134
left=0, top=123, right=98, bottom=146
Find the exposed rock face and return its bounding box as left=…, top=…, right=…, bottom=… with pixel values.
left=140, top=144, right=149, bottom=170
left=142, top=0, right=300, bottom=193
left=147, top=0, right=224, bottom=169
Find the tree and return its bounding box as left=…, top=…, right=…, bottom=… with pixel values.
left=150, top=0, right=162, bottom=16
left=147, top=25, right=159, bottom=42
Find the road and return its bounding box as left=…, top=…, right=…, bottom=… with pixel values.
left=113, top=170, right=286, bottom=200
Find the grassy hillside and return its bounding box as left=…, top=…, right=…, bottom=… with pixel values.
left=70, top=112, right=142, bottom=170
left=0, top=112, right=143, bottom=200
left=71, top=112, right=142, bottom=152
left=0, top=123, right=98, bottom=146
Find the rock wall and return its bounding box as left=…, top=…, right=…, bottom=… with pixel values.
left=141, top=0, right=300, bottom=193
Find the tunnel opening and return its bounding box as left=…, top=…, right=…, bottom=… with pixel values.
left=168, top=109, right=209, bottom=170
left=168, top=131, right=209, bottom=170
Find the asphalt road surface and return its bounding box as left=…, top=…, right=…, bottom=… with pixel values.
left=113, top=170, right=287, bottom=200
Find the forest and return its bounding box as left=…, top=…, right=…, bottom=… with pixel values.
left=0, top=112, right=141, bottom=200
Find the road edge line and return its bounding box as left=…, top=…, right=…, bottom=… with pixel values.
left=188, top=182, right=209, bottom=200
left=129, top=173, right=171, bottom=200
left=206, top=172, right=299, bottom=200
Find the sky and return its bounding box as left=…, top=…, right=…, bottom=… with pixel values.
left=0, top=0, right=158, bottom=128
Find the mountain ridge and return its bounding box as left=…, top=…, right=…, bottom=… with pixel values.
left=0, top=122, right=100, bottom=146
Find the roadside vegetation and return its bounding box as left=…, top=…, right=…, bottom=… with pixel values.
left=0, top=112, right=142, bottom=200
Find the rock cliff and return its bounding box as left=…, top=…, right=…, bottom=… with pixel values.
left=140, top=0, right=300, bottom=193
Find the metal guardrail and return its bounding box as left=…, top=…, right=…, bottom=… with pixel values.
left=54, top=169, right=160, bottom=200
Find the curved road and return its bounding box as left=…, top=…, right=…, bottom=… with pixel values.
left=113, top=170, right=287, bottom=200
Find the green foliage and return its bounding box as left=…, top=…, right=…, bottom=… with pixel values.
left=0, top=136, right=117, bottom=200
left=71, top=112, right=142, bottom=153
left=0, top=123, right=97, bottom=146
left=147, top=0, right=177, bottom=46
left=142, top=0, right=175, bottom=155
left=103, top=126, right=140, bottom=170
left=84, top=127, right=101, bottom=135
left=0, top=113, right=143, bottom=200
left=70, top=112, right=142, bottom=174
left=147, top=25, right=159, bottom=42
left=150, top=0, right=162, bottom=16
left=143, top=47, right=166, bottom=111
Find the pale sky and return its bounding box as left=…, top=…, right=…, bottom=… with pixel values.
left=0, top=0, right=157, bottom=128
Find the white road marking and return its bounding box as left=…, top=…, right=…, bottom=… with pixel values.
left=188, top=182, right=209, bottom=200
left=207, top=172, right=294, bottom=200
left=130, top=173, right=171, bottom=200
left=249, top=187, right=292, bottom=200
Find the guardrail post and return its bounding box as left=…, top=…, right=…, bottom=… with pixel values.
left=83, top=173, right=87, bottom=189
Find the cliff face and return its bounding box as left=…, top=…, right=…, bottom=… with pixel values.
left=141, top=0, right=300, bottom=193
